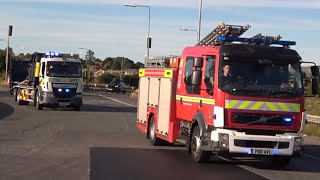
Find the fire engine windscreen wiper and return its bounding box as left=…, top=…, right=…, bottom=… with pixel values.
left=245, top=115, right=282, bottom=125
left=229, top=88, right=263, bottom=96
left=267, top=90, right=296, bottom=97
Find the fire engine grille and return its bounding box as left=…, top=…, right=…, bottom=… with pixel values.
left=231, top=113, right=292, bottom=126
left=234, top=139, right=290, bottom=149
left=52, top=88, right=77, bottom=98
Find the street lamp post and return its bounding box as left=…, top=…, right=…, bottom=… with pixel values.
left=198, top=0, right=203, bottom=42
left=179, top=28, right=199, bottom=43
left=125, top=4, right=151, bottom=65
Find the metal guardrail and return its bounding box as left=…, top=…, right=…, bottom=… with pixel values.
left=307, top=115, right=320, bottom=127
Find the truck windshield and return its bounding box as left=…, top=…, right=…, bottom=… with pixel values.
left=218, top=58, right=303, bottom=98
left=46, top=61, right=82, bottom=78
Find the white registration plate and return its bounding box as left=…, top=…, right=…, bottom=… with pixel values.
left=59, top=102, right=70, bottom=106
left=251, top=148, right=273, bottom=155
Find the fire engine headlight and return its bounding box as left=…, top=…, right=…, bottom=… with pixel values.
left=294, top=137, right=302, bottom=147
left=219, top=133, right=229, bottom=148
left=294, top=137, right=303, bottom=151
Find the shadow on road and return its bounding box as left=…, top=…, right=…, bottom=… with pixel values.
left=89, top=147, right=266, bottom=180
left=0, top=102, right=14, bottom=121
left=213, top=144, right=320, bottom=173
left=81, top=104, right=137, bottom=113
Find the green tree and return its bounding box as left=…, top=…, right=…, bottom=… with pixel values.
left=85, top=50, right=95, bottom=65
left=111, top=61, right=121, bottom=70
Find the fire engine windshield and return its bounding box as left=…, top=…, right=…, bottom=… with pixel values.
left=218, top=58, right=303, bottom=98
left=46, top=61, right=82, bottom=78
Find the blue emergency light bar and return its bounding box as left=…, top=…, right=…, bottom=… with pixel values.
left=45, top=51, right=59, bottom=57
left=216, top=36, right=296, bottom=46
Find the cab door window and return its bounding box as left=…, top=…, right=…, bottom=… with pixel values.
left=204, top=55, right=215, bottom=95
left=184, top=56, right=194, bottom=87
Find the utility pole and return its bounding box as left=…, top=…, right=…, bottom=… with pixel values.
left=5, top=25, right=13, bottom=83
left=120, top=57, right=124, bottom=80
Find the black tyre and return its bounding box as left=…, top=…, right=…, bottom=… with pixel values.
left=14, top=88, right=18, bottom=102
left=36, top=91, right=43, bottom=110
left=270, top=156, right=292, bottom=167
left=191, top=126, right=211, bottom=163
left=148, top=116, right=161, bottom=146
left=72, top=105, right=81, bottom=111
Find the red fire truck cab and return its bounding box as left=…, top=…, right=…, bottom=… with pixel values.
left=136, top=23, right=319, bottom=165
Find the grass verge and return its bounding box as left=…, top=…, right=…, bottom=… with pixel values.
left=302, top=124, right=320, bottom=138
left=305, top=97, right=320, bottom=116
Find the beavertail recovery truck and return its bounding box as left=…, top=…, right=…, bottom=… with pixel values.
left=136, top=23, right=319, bottom=165
left=11, top=52, right=83, bottom=111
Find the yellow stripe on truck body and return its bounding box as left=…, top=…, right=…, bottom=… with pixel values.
left=176, top=95, right=215, bottom=105
left=225, top=99, right=300, bottom=113
left=34, top=62, right=41, bottom=77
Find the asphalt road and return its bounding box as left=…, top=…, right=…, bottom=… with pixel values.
left=1, top=88, right=320, bottom=180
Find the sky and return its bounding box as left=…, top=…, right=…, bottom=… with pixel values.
left=0, top=0, right=320, bottom=64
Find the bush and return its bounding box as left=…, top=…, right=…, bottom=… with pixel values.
left=97, top=73, right=115, bottom=84
left=122, top=75, right=139, bottom=88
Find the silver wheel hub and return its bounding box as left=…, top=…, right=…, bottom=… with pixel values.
left=192, top=133, right=201, bottom=155
left=150, top=121, right=155, bottom=140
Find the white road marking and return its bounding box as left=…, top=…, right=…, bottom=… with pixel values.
left=97, top=94, right=137, bottom=107
left=304, top=154, right=320, bottom=161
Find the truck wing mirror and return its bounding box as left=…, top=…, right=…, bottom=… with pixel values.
left=311, top=65, right=319, bottom=77
left=194, top=57, right=203, bottom=68
left=312, top=78, right=319, bottom=95
left=191, top=70, right=202, bottom=86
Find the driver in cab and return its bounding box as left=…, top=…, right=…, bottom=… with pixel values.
left=220, top=64, right=234, bottom=87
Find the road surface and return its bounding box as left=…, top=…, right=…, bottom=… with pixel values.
left=0, top=88, right=320, bottom=180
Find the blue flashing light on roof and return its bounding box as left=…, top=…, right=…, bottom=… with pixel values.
left=216, top=36, right=296, bottom=46
left=45, top=51, right=60, bottom=58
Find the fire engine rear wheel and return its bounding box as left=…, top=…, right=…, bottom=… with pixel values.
left=36, top=91, right=43, bottom=110
left=148, top=116, right=161, bottom=146
left=191, top=126, right=211, bottom=163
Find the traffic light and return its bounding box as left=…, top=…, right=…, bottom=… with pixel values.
left=147, top=37, right=151, bottom=48
left=8, top=25, right=13, bottom=36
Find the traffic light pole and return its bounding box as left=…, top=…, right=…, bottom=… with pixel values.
left=5, top=26, right=12, bottom=83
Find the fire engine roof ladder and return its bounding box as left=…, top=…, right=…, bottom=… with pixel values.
left=196, top=22, right=251, bottom=46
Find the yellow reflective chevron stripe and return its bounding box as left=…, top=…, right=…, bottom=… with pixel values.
left=226, top=100, right=238, bottom=108
left=225, top=99, right=300, bottom=113
left=176, top=95, right=215, bottom=105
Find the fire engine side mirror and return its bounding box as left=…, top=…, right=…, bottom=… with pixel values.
left=312, top=78, right=319, bottom=95
left=311, top=65, right=319, bottom=77
left=191, top=70, right=202, bottom=86
left=194, top=57, right=203, bottom=68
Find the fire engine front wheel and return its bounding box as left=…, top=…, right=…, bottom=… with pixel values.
left=148, top=116, right=161, bottom=146
left=270, top=156, right=292, bottom=166
left=191, top=126, right=211, bottom=163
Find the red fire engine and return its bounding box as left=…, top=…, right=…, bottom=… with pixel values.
left=136, top=23, right=319, bottom=165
